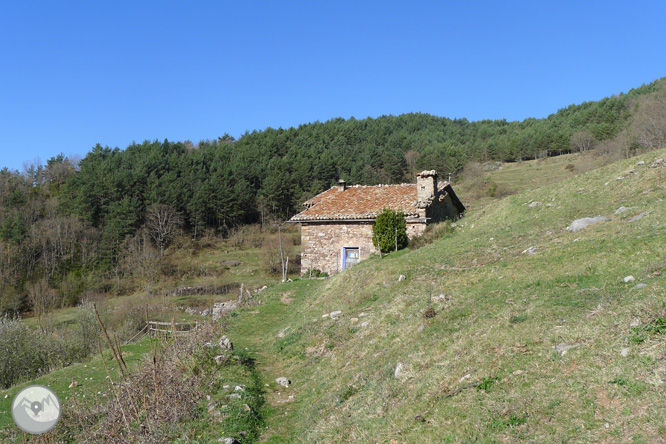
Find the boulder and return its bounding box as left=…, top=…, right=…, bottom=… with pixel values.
left=521, top=246, right=537, bottom=255
left=276, top=377, right=291, bottom=387
left=212, top=301, right=239, bottom=321
left=623, top=276, right=635, bottom=283
left=567, top=216, right=611, bottom=233
left=552, top=343, right=581, bottom=356
left=219, top=335, right=234, bottom=350
left=629, top=213, right=645, bottom=222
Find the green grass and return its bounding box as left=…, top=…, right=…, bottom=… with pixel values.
left=0, top=336, right=152, bottom=435
left=221, top=148, right=666, bottom=443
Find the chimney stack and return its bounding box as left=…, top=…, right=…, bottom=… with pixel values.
left=337, top=179, right=347, bottom=192
left=416, top=170, right=437, bottom=202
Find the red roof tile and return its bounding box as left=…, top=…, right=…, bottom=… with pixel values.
left=291, top=183, right=430, bottom=221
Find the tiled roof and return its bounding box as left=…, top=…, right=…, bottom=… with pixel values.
left=291, top=183, right=434, bottom=221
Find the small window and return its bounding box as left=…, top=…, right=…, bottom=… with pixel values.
left=343, top=247, right=360, bottom=269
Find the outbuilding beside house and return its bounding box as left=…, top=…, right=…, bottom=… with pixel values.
left=289, top=170, right=465, bottom=275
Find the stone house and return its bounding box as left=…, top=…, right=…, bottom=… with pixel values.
left=289, top=170, right=465, bottom=275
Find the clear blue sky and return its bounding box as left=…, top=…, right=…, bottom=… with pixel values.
left=2, top=1, right=665, bottom=171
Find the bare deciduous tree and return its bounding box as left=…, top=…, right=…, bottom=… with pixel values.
left=570, top=130, right=595, bottom=153
left=146, top=204, right=183, bottom=256
left=404, top=149, right=420, bottom=178
left=27, top=279, right=59, bottom=330
left=631, top=94, right=666, bottom=151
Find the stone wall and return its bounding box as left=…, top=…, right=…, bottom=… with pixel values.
left=427, top=188, right=462, bottom=223
left=300, top=222, right=374, bottom=276
left=300, top=220, right=426, bottom=276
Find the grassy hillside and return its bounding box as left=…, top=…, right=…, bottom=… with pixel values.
left=225, top=149, right=666, bottom=443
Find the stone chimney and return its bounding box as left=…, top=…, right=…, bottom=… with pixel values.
left=416, top=170, right=437, bottom=203
left=337, top=179, right=347, bottom=192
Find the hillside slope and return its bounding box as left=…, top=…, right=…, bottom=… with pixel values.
left=227, top=149, right=666, bottom=443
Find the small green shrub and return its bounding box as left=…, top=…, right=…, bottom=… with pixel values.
left=372, top=208, right=408, bottom=254
left=477, top=376, right=500, bottom=392
left=337, top=385, right=359, bottom=405
left=608, top=377, right=628, bottom=386
left=629, top=316, right=666, bottom=344
left=490, top=412, right=527, bottom=429
left=306, top=268, right=329, bottom=278
left=509, top=314, right=528, bottom=324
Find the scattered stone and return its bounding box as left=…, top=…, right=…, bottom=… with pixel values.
left=431, top=293, right=450, bottom=303
left=219, top=335, right=234, bottom=350
left=512, top=370, right=524, bottom=376
left=212, top=301, right=240, bottom=321
left=521, top=246, right=537, bottom=255
left=276, top=377, right=291, bottom=388
left=221, top=260, right=241, bottom=267
left=214, top=355, right=228, bottom=365
left=398, top=275, right=406, bottom=282
left=219, top=438, right=241, bottom=444
left=241, top=403, right=251, bottom=412
left=207, top=401, right=217, bottom=412
left=227, top=393, right=242, bottom=399
left=234, top=386, right=245, bottom=392
left=614, top=206, right=632, bottom=214
left=620, top=348, right=630, bottom=357
left=417, top=323, right=425, bottom=332
left=616, top=176, right=624, bottom=180
left=528, top=201, right=541, bottom=207
left=329, top=310, right=342, bottom=319
left=567, top=216, right=611, bottom=233
left=350, top=317, right=359, bottom=323
left=637, top=161, right=645, bottom=165
left=277, top=326, right=291, bottom=338
left=634, top=283, right=647, bottom=289
left=629, top=213, right=645, bottom=222
left=623, top=276, right=635, bottom=283
left=552, top=342, right=582, bottom=356
left=630, top=318, right=641, bottom=328
left=322, top=313, right=329, bottom=318
left=360, top=321, right=370, bottom=328
left=394, top=363, right=404, bottom=379
left=257, top=285, right=268, bottom=293
left=359, top=312, right=369, bottom=317
left=458, top=373, right=471, bottom=383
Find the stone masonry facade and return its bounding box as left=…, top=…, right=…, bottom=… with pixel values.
left=300, top=220, right=427, bottom=275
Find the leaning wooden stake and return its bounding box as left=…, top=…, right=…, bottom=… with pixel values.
left=93, top=303, right=127, bottom=380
